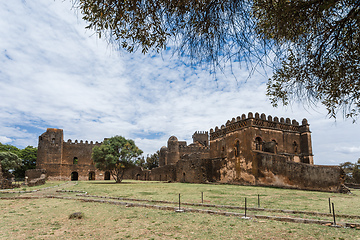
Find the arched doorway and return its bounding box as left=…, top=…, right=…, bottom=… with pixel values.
left=182, top=172, right=186, bottom=183
left=71, top=172, right=78, bottom=181
left=89, top=171, right=95, bottom=180
left=136, top=174, right=140, bottom=180
left=104, top=171, right=110, bottom=180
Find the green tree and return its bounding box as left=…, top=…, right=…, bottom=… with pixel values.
left=74, top=0, right=360, bottom=119
left=353, top=164, right=360, bottom=184
left=13, top=146, right=37, bottom=179
left=0, top=143, right=20, bottom=156
left=92, top=136, right=143, bottom=183
left=135, top=156, right=146, bottom=168
left=256, top=0, right=360, bottom=119
left=340, top=161, right=355, bottom=183
left=145, top=151, right=159, bottom=170
left=0, top=152, right=21, bottom=178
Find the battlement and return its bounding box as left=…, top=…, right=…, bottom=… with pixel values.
left=179, top=144, right=210, bottom=152
left=192, top=131, right=208, bottom=135
left=210, top=112, right=309, bottom=140
left=65, top=139, right=101, bottom=145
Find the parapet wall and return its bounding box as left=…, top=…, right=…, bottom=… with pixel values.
left=210, top=112, right=308, bottom=140
left=65, top=139, right=101, bottom=145
left=255, top=151, right=343, bottom=192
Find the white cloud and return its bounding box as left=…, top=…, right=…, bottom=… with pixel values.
left=0, top=136, right=12, bottom=144
left=334, top=146, right=360, bottom=154
left=0, top=0, right=360, bottom=166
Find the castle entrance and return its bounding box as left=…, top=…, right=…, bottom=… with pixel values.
left=89, top=171, right=95, bottom=180
left=104, top=171, right=110, bottom=180
left=71, top=172, right=78, bottom=181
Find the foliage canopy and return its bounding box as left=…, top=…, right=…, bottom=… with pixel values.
left=0, top=143, right=37, bottom=178
left=340, top=160, right=360, bottom=184
left=0, top=152, right=21, bottom=177
left=92, top=136, right=143, bottom=183
left=74, top=0, right=360, bottom=119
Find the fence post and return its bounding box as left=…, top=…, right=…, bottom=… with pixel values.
left=332, top=202, right=336, bottom=226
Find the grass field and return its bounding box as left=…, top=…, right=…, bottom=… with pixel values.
left=0, top=180, right=359, bottom=239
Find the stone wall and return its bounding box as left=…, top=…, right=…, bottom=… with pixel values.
left=150, top=164, right=176, bottom=181
left=25, top=169, right=47, bottom=187
left=123, top=166, right=150, bottom=181
left=25, top=169, right=47, bottom=180
left=175, top=153, right=213, bottom=183
left=254, top=151, right=343, bottom=192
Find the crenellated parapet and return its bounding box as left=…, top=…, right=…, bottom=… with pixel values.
left=65, top=139, right=102, bottom=145
left=179, top=144, right=210, bottom=153
left=210, top=112, right=309, bottom=140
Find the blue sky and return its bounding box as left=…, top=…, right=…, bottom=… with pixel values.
left=0, top=0, right=359, bottom=165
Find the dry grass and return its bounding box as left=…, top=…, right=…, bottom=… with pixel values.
left=0, top=181, right=359, bottom=239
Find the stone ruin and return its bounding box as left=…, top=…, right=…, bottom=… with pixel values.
left=35, top=112, right=345, bottom=192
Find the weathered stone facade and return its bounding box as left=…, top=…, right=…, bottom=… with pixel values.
left=25, top=169, right=47, bottom=187
left=37, top=128, right=149, bottom=181
left=152, top=112, right=344, bottom=192
left=36, top=112, right=344, bottom=192
left=37, top=128, right=107, bottom=181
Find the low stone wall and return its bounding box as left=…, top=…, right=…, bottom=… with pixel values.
left=150, top=164, right=176, bottom=181
left=255, top=152, right=343, bottom=192
left=26, top=169, right=47, bottom=180
left=25, top=169, right=47, bottom=187
left=123, top=166, right=150, bottom=181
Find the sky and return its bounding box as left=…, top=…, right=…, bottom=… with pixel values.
left=0, top=0, right=359, bottom=165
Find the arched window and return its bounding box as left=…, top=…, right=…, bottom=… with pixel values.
left=272, top=140, right=278, bottom=154
left=293, top=141, right=298, bottom=153
left=73, top=157, right=78, bottom=165
left=234, top=140, right=240, bottom=157
left=255, top=137, right=262, bottom=150
left=51, top=138, right=55, bottom=144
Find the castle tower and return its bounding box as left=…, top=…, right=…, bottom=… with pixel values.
left=159, top=146, right=168, bottom=167
left=192, top=131, right=209, bottom=147
left=37, top=128, right=64, bottom=170
left=299, top=119, right=314, bottom=164
left=167, top=136, right=180, bottom=165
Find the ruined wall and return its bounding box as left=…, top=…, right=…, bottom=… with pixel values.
left=60, top=140, right=103, bottom=181
left=254, top=151, right=343, bottom=192
left=175, top=153, right=212, bottom=183
left=37, top=128, right=107, bottom=181
left=123, top=166, right=150, bottom=181
left=150, top=164, right=176, bottom=181
left=25, top=169, right=47, bottom=180
left=25, top=169, right=47, bottom=187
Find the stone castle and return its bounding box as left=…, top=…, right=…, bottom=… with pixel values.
left=35, top=112, right=344, bottom=192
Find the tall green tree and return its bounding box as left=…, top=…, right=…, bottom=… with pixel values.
left=92, top=136, right=143, bottom=183
left=0, top=152, right=21, bottom=178
left=0, top=143, right=37, bottom=178
left=13, top=146, right=37, bottom=178
left=145, top=151, right=159, bottom=170
left=340, top=159, right=360, bottom=184
left=74, top=0, right=360, bottom=119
